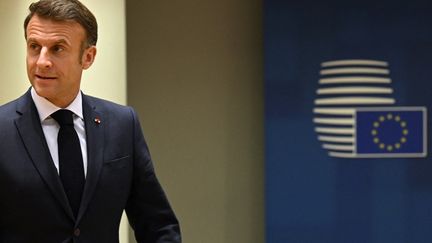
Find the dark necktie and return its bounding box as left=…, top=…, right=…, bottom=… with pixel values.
left=51, top=109, right=85, bottom=217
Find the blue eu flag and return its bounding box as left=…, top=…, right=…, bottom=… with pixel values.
left=356, top=107, right=427, bottom=157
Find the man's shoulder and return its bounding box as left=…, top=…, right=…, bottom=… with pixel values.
left=0, top=93, right=27, bottom=115
left=0, top=99, right=18, bottom=112
left=83, top=94, right=142, bottom=130
left=83, top=94, right=135, bottom=116
left=0, top=93, right=31, bottom=128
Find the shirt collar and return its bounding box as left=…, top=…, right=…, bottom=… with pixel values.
left=31, top=87, right=84, bottom=122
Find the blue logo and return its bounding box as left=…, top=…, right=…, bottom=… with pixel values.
left=313, top=59, right=428, bottom=158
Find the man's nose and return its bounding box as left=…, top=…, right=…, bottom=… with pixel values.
left=36, top=47, right=53, bottom=68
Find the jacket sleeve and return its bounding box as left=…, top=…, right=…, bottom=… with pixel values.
left=125, top=107, right=181, bottom=243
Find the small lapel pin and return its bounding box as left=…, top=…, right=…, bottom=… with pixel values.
left=94, top=117, right=101, bottom=124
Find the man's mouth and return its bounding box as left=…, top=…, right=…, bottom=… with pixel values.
left=36, top=75, right=56, bottom=80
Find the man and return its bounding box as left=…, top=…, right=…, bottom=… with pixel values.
left=0, top=0, right=181, bottom=242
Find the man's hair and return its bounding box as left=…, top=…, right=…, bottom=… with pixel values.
left=24, top=0, right=98, bottom=47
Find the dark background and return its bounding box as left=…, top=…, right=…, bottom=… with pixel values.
left=265, top=1, right=432, bottom=242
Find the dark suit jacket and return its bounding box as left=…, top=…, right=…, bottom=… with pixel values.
left=0, top=90, right=181, bottom=243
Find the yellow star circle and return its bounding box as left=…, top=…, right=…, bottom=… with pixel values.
left=371, top=114, right=409, bottom=152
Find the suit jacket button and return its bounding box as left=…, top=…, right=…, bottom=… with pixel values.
left=74, top=228, right=81, bottom=237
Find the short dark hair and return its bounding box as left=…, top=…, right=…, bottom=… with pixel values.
left=24, top=0, right=98, bottom=46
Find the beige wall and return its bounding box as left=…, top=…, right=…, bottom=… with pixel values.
left=0, top=1, right=31, bottom=103
left=0, top=1, right=130, bottom=242
left=126, top=1, right=264, bottom=242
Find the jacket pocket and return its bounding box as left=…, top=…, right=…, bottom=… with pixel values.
left=103, top=155, right=131, bottom=168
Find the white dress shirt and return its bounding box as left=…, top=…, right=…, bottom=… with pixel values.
left=31, top=88, right=88, bottom=177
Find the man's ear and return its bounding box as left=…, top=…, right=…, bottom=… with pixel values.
left=82, top=45, right=97, bottom=70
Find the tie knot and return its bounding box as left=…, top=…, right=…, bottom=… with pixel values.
left=51, top=109, right=74, bottom=126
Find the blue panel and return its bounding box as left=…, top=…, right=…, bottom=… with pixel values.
left=356, top=109, right=424, bottom=154
left=265, top=0, right=432, bottom=242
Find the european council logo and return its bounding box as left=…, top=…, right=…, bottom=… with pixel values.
left=313, top=59, right=427, bottom=158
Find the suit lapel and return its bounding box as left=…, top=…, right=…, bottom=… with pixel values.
left=14, top=91, right=74, bottom=220
left=76, top=94, right=105, bottom=224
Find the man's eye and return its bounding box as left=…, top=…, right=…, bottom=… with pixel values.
left=29, top=43, right=40, bottom=50
left=53, top=45, right=64, bottom=52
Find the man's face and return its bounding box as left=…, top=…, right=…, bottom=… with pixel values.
left=26, top=15, right=96, bottom=108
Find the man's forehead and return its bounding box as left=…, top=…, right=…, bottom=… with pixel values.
left=26, top=15, right=85, bottom=41
left=27, top=15, right=84, bottom=34
left=26, top=36, right=69, bottom=46
left=26, top=30, right=74, bottom=45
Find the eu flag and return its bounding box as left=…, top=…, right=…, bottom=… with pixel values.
left=355, top=107, right=427, bottom=157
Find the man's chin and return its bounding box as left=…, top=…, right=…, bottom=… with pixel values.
left=33, top=86, right=55, bottom=99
